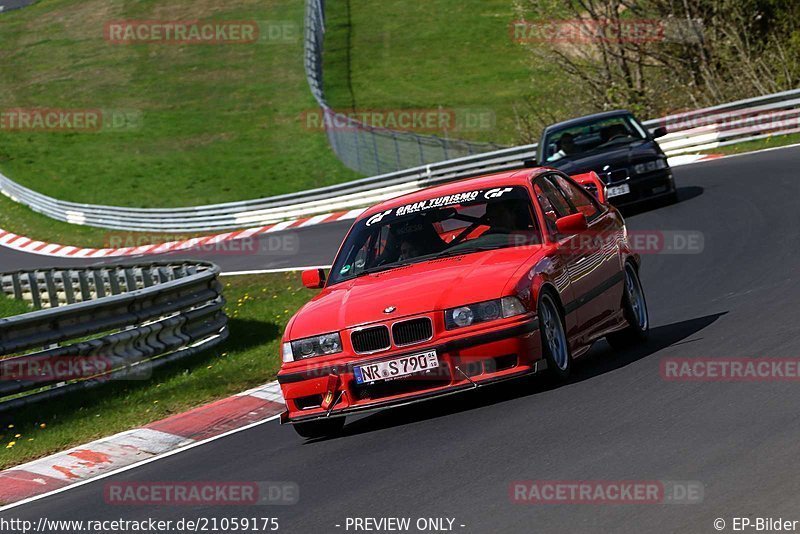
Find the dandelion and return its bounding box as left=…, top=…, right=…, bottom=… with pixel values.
left=14, top=434, right=21, bottom=438
left=7, top=424, right=13, bottom=429
left=39, top=423, right=46, bottom=429
left=6, top=442, right=15, bottom=448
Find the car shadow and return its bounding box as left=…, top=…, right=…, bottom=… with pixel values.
left=620, top=186, right=704, bottom=217
left=325, top=312, right=726, bottom=440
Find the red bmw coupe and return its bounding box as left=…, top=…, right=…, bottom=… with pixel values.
left=278, top=167, right=649, bottom=438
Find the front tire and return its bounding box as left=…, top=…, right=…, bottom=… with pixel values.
left=607, top=263, right=649, bottom=349
left=539, top=292, right=571, bottom=380
left=293, top=417, right=345, bottom=440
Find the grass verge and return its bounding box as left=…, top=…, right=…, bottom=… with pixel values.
left=0, top=192, right=226, bottom=248
left=0, top=0, right=361, bottom=209
left=0, top=272, right=315, bottom=470
left=700, top=133, right=800, bottom=156
left=322, top=0, right=554, bottom=145
left=0, top=293, right=30, bottom=319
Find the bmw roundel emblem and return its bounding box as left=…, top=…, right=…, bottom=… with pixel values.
left=383, top=306, right=397, bottom=314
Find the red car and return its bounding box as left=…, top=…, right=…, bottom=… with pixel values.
left=278, top=168, right=649, bottom=438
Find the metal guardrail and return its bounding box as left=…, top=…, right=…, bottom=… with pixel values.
left=0, top=26, right=797, bottom=237
left=0, top=262, right=227, bottom=411
left=303, top=0, right=502, bottom=176
left=0, top=144, right=539, bottom=233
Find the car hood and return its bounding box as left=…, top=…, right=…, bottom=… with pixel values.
left=287, top=246, right=543, bottom=339
left=548, top=140, right=662, bottom=175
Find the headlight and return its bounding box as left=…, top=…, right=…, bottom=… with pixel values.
left=285, top=332, right=343, bottom=361
left=633, top=159, right=668, bottom=175
left=445, top=297, right=527, bottom=330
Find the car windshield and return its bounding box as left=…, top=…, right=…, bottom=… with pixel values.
left=543, top=114, right=648, bottom=163
left=328, top=186, right=541, bottom=285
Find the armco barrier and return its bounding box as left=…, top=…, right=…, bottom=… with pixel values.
left=0, top=261, right=227, bottom=411
left=2, top=88, right=799, bottom=233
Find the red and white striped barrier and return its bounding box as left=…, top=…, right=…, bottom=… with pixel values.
left=0, top=207, right=366, bottom=258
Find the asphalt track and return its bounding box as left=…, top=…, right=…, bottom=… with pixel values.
left=3, top=146, right=800, bottom=533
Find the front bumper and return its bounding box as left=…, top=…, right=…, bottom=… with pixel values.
left=607, top=169, right=675, bottom=207
left=278, top=317, right=542, bottom=423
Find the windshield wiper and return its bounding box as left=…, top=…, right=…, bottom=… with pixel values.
left=352, top=261, right=415, bottom=278
left=433, top=245, right=504, bottom=258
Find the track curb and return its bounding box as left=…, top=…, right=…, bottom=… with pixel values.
left=0, top=381, right=284, bottom=506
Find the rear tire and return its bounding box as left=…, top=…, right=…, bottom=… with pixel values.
left=292, top=417, right=345, bottom=439
left=539, top=292, right=571, bottom=380
left=607, top=263, right=649, bottom=349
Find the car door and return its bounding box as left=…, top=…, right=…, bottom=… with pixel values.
left=531, top=175, right=582, bottom=349
left=535, top=173, right=623, bottom=344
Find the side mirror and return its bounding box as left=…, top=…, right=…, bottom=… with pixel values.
left=652, top=126, right=668, bottom=139
left=570, top=171, right=607, bottom=204
left=302, top=268, right=326, bottom=289
left=556, top=213, right=588, bottom=235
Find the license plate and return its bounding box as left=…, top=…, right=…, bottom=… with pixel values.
left=607, top=184, right=631, bottom=198
left=354, top=350, right=439, bottom=384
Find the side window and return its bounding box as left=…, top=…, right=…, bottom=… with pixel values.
left=533, top=176, right=576, bottom=235
left=552, top=175, right=602, bottom=221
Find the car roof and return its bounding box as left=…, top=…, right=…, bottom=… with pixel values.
left=357, top=167, right=551, bottom=219
left=542, top=109, right=633, bottom=134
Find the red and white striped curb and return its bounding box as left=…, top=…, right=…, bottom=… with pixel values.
left=0, top=208, right=366, bottom=259
left=0, top=153, right=725, bottom=260
left=667, top=153, right=725, bottom=166
left=0, top=381, right=285, bottom=506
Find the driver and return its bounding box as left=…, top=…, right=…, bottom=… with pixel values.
left=558, top=132, right=576, bottom=155
left=485, top=201, right=519, bottom=234
left=398, top=239, right=421, bottom=261
left=549, top=132, right=576, bottom=162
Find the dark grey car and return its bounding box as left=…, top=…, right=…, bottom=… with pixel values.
left=538, top=110, right=677, bottom=207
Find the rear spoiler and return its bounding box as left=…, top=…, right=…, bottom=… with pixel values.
left=571, top=171, right=606, bottom=204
